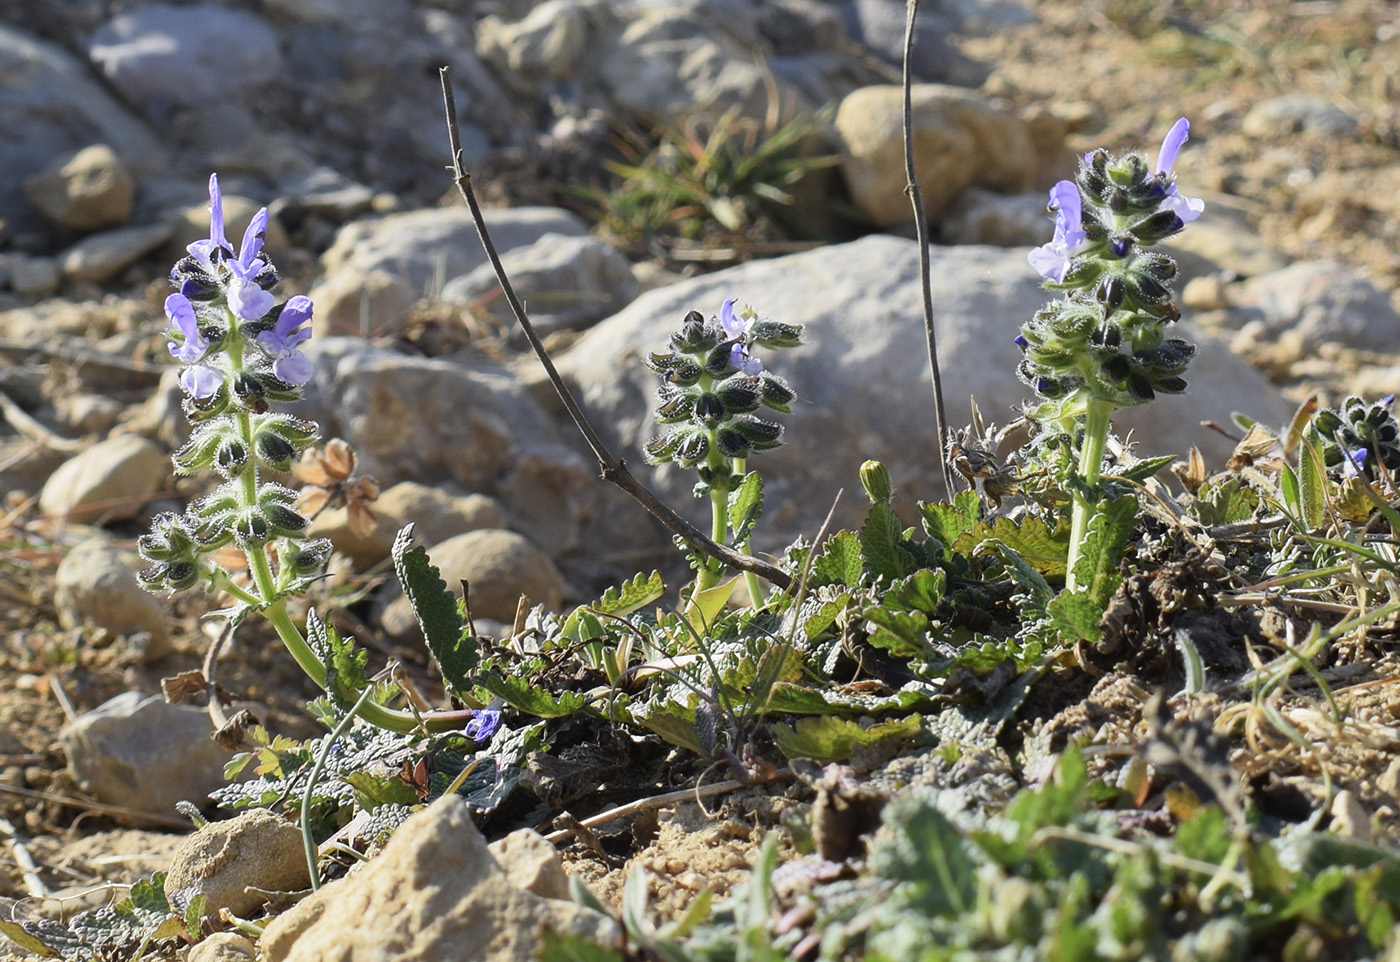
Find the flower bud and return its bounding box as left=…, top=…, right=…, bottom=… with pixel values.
left=860, top=460, right=893, bottom=503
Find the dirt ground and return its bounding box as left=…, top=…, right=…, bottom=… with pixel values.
left=2, top=0, right=1400, bottom=944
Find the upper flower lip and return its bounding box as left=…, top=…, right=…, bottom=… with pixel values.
left=1027, top=180, right=1089, bottom=282
left=1155, top=118, right=1191, bottom=175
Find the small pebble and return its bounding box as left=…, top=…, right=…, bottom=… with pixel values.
left=664, top=858, right=686, bottom=875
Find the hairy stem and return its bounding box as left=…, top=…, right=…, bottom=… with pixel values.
left=1066, top=398, right=1113, bottom=591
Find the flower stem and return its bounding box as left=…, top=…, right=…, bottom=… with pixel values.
left=1066, top=398, right=1113, bottom=592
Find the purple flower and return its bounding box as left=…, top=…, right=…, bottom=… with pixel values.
left=165, top=293, right=221, bottom=399
left=186, top=173, right=276, bottom=319
left=719, top=298, right=764, bottom=375
left=186, top=174, right=228, bottom=268
left=256, top=295, right=315, bottom=385
left=1154, top=117, right=1204, bottom=225
left=1028, top=180, right=1089, bottom=282
left=465, top=708, right=501, bottom=743
left=1343, top=446, right=1369, bottom=478
left=226, top=207, right=275, bottom=320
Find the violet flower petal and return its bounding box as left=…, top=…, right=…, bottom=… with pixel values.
left=180, top=364, right=222, bottom=399
left=1155, top=118, right=1191, bottom=175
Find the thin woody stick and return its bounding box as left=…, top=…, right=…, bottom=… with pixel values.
left=438, top=68, right=793, bottom=591
left=902, top=0, right=957, bottom=497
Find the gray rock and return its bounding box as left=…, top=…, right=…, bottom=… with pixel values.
left=39, top=433, right=169, bottom=525
left=836, top=84, right=1036, bottom=226
left=165, top=808, right=310, bottom=918
left=838, top=0, right=998, bottom=86
left=553, top=236, right=1295, bottom=555
left=262, top=0, right=412, bottom=28
left=307, top=268, right=417, bottom=339
left=939, top=188, right=1047, bottom=247
left=23, top=145, right=134, bottom=232
left=319, top=207, right=590, bottom=300
left=56, top=393, right=125, bottom=436
left=382, top=528, right=565, bottom=632
left=59, top=222, right=173, bottom=284
left=595, top=4, right=788, bottom=119
left=187, top=933, right=258, bottom=962
left=441, top=233, right=640, bottom=341
left=0, top=26, right=167, bottom=232
left=278, top=166, right=376, bottom=222
left=5, top=254, right=60, bottom=297
left=1231, top=260, right=1400, bottom=354
left=54, top=538, right=171, bottom=661
left=60, top=692, right=233, bottom=819
left=476, top=0, right=594, bottom=88
left=308, top=481, right=510, bottom=569
left=87, top=5, right=282, bottom=111
left=487, top=829, right=571, bottom=901
left=259, top=796, right=619, bottom=962
left=1241, top=94, right=1358, bottom=139
left=294, top=339, right=584, bottom=494
left=758, top=0, right=849, bottom=55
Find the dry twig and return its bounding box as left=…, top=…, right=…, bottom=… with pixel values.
left=438, top=67, right=793, bottom=592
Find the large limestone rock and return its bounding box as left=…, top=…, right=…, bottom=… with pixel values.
left=39, top=434, right=169, bottom=525
left=259, top=796, right=619, bottom=962
left=54, top=538, right=171, bottom=661
left=552, top=235, right=1296, bottom=557
left=22, top=145, right=134, bottom=232
left=835, top=84, right=1037, bottom=227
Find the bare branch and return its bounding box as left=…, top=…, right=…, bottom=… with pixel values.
left=903, top=0, right=957, bottom=496
left=438, top=68, right=793, bottom=591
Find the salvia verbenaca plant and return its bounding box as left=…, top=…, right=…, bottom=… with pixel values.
left=1312, top=394, right=1400, bottom=484
left=137, top=175, right=469, bottom=735
left=644, top=299, right=801, bottom=604
left=1018, top=118, right=1203, bottom=589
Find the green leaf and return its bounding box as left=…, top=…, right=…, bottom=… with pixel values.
left=559, top=571, right=666, bottom=644
left=1046, top=588, right=1105, bottom=645
left=811, top=530, right=864, bottom=587
left=956, top=515, right=1069, bottom=579
left=862, top=606, right=931, bottom=659
left=1298, top=423, right=1327, bottom=530
left=1174, top=805, right=1232, bottom=864
left=183, top=894, right=207, bottom=943
left=874, top=793, right=977, bottom=916
left=1280, top=463, right=1301, bottom=518
left=0, top=921, right=62, bottom=958
left=633, top=701, right=708, bottom=755
left=541, top=932, right=627, bottom=962
left=343, top=770, right=420, bottom=809
left=474, top=673, right=588, bottom=719
left=305, top=608, right=369, bottom=696
left=918, top=491, right=981, bottom=557
left=728, top=471, right=764, bottom=545
left=883, top=568, right=946, bottom=614
left=1113, top=452, right=1177, bottom=483
left=859, top=502, right=908, bottom=582
left=391, top=525, right=479, bottom=693
left=684, top=576, right=737, bottom=632
left=1070, top=495, right=1136, bottom=608
left=771, top=714, right=922, bottom=763
left=1194, top=478, right=1260, bottom=526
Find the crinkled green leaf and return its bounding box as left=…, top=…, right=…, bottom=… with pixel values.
left=473, top=672, right=588, bottom=719
left=859, top=502, right=908, bottom=582
left=1046, top=589, right=1104, bottom=644
left=728, top=470, right=764, bottom=545
left=1194, top=478, right=1260, bottom=526
left=771, top=714, right=922, bottom=763
left=956, top=515, right=1069, bottom=579
left=344, top=770, right=420, bottom=810
left=559, top=571, right=665, bottom=644
left=811, top=530, right=864, bottom=588
left=633, top=701, right=707, bottom=755
left=882, top=568, right=946, bottom=614
left=1112, top=452, right=1176, bottom=483
left=862, top=606, right=931, bottom=659
left=918, top=491, right=981, bottom=558
left=305, top=608, right=369, bottom=697
left=391, top=525, right=478, bottom=693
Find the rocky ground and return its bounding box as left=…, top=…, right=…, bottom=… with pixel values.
left=1, top=0, right=1399, bottom=959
